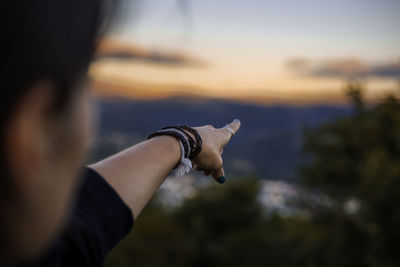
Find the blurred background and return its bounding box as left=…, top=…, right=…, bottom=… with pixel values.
left=87, top=0, right=400, bottom=266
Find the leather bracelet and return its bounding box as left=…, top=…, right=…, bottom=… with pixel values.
left=176, top=125, right=202, bottom=159
left=148, top=130, right=190, bottom=158
left=161, top=126, right=196, bottom=156
left=162, top=125, right=202, bottom=159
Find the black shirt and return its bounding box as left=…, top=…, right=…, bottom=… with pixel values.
left=28, top=168, right=134, bottom=266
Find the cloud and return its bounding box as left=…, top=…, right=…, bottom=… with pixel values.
left=94, top=39, right=205, bottom=67
left=287, top=57, right=400, bottom=79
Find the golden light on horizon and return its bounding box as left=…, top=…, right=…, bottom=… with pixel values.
left=90, top=38, right=400, bottom=105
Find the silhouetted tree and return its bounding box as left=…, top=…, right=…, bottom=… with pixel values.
left=300, top=82, right=400, bottom=266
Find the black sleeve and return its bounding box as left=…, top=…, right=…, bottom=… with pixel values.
left=31, top=167, right=134, bottom=267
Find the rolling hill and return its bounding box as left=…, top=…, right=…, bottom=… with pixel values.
left=89, top=96, right=351, bottom=182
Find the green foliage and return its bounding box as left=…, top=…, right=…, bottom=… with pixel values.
left=106, top=178, right=330, bottom=267
left=173, top=177, right=263, bottom=267
left=300, top=82, right=400, bottom=266
left=106, top=83, right=400, bottom=266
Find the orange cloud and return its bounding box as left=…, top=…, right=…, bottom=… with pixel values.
left=287, top=57, right=400, bottom=79
left=95, top=39, right=205, bottom=67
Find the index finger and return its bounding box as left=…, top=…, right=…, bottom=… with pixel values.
left=220, top=119, right=241, bottom=145
left=225, top=119, right=241, bottom=135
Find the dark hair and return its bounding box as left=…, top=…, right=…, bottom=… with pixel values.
left=0, top=0, right=118, bottom=253
left=1, top=0, right=114, bottom=113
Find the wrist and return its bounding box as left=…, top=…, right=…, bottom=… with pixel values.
left=148, top=125, right=202, bottom=177
left=150, top=135, right=182, bottom=167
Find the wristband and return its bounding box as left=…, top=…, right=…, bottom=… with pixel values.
left=162, top=125, right=202, bottom=159
left=148, top=130, right=190, bottom=158
left=148, top=128, right=193, bottom=177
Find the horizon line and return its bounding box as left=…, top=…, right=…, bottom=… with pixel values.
left=91, top=78, right=393, bottom=106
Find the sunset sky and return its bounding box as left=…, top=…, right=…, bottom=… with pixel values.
left=90, top=0, right=400, bottom=104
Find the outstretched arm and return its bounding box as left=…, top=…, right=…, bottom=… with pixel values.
left=89, top=119, right=241, bottom=218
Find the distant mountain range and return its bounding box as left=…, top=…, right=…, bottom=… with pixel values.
left=89, top=96, right=352, bottom=182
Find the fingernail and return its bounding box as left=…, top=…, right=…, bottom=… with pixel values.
left=234, top=119, right=241, bottom=123
left=216, top=175, right=226, bottom=184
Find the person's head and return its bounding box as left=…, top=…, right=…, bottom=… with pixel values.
left=0, top=0, right=117, bottom=263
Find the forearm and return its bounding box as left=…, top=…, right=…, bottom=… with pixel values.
left=89, top=136, right=181, bottom=218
